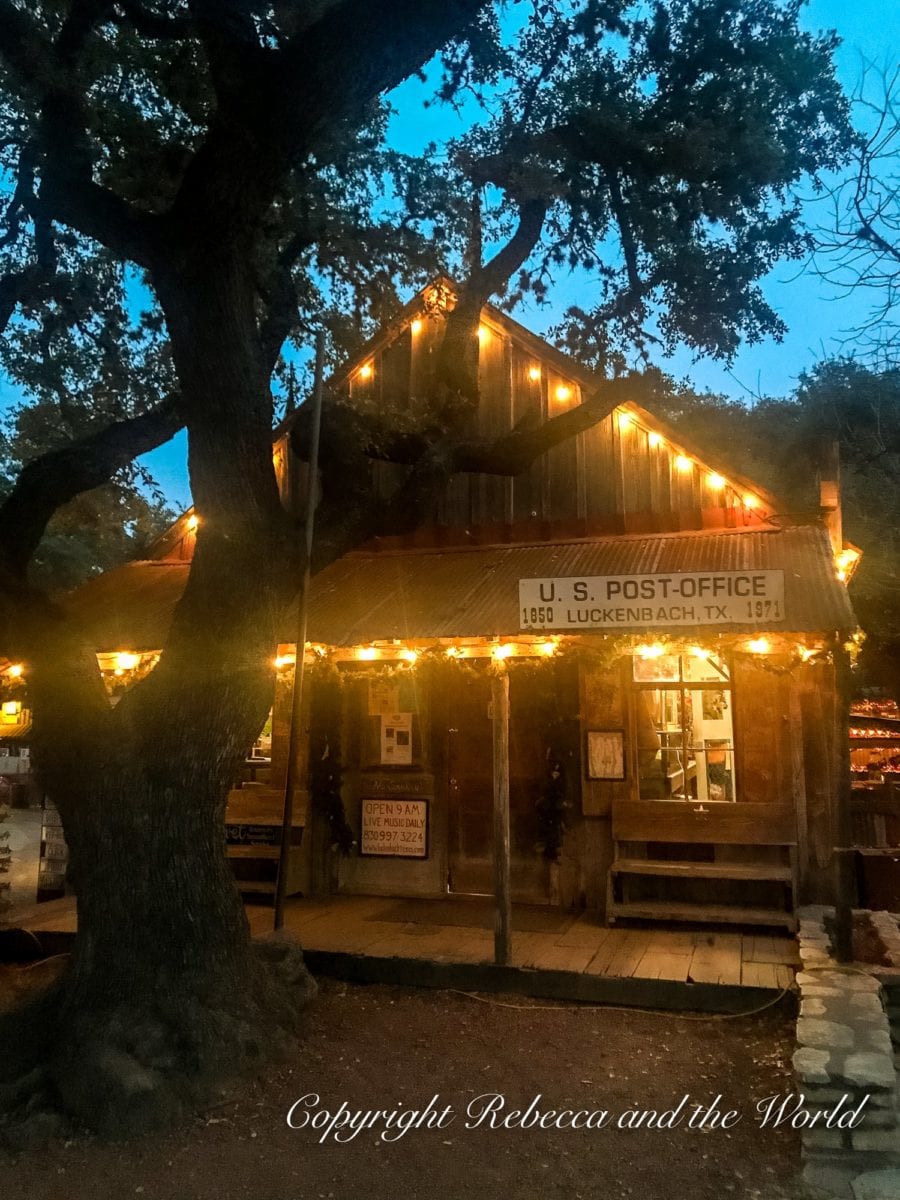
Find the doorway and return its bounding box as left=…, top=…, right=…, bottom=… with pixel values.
left=445, top=667, right=551, bottom=903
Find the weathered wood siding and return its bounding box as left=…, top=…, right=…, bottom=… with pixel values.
left=732, top=658, right=794, bottom=806
left=345, top=307, right=760, bottom=536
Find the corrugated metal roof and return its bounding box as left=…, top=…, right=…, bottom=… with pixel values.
left=65, top=560, right=191, bottom=651
left=305, top=525, right=855, bottom=642
left=64, top=525, right=856, bottom=650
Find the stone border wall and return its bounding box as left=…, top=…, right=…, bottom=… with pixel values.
left=867, top=912, right=900, bottom=971
left=794, top=906, right=900, bottom=1198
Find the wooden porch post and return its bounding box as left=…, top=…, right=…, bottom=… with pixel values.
left=491, top=668, right=512, bottom=966
left=833, top=645, right=855, bottom=962
left=274, top=331, right=325, bottom=930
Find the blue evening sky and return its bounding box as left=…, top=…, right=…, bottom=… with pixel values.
left=4, top=0, right=899, bottom=511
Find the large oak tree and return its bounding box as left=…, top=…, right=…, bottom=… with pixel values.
left=0, top=0, right=851, bottom=1135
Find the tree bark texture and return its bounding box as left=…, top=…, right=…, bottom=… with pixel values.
left=1, top=253, right=317, bottom=1136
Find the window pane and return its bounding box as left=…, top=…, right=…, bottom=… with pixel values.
left=635, top=674, right=736, bottom=802
left=632, top=654, right=680, bottom=683
left=682, top=652, right=730, bottom=683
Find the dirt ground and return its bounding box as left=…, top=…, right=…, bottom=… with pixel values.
left=2, top=977, right=805, bottom=1200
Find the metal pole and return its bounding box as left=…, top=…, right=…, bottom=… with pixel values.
left=274, top=331, right=326, bottom=931
left=491, top=668, right=512, bottom=965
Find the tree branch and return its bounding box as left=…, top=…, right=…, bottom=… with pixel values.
left=257, top=226, right=318, bottom=372
left=856, top=216, right=900, bottom=265
left=431, top=196, right=548, bottom=406
left=56, top=0, right=113, bottom=67
left=471, top=197, right=548, bottom=298
left=451, top=375, right=641, bottom=474
left=603, top=165, right=644, bottom=312
left=186, top=0, right=266, bottom=108
left=112, top=0, right=194, bottom=40
left=293, top=370, right=636, bottom=477
left=0, top=140, right=37, bottom=249
left=0, top=265, right=57, bottom=333
left=167, top=0, right=488, bottom=240
left=0, top=397, right=184, bottom=575
left=294, top=373, right=646, bottom=566
left=370, top=375, right=642, bottom=540
left=0, top=0, right=159, bottom=264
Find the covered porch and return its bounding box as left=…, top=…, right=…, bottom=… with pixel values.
left=11, top=892, right=798, bottom=1012
left=58, top=521, right=858, bottom=961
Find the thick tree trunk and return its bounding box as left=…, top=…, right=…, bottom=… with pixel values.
left=58, top=790, right=313, bottom=1133
left=1, top=249, right=316, bottom=1138
left=3, top=671, right=316, bottom=1137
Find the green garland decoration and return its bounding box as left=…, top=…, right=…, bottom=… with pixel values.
left=535, top=725, right=571, bottom=862
left=302, top=633, right=837, bottom=861
left=308, top=659, right=354, bottom=854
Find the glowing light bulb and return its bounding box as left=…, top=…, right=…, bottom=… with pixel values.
left=274, top=654, right=296, bottom=670
left=648, top=431, right=663, bottom=448
left=358, top=363, right=373, bottom=381
left=7, top=663, right=23, bottom=678
left=835, top=548, right=859, bottom=582
left=115, top=652, right=140, bottom=671
left=636, top=643, right=665, bottom=659
left=528, top=366, right=541, bottom=382
left=617, top=410, right=634, bottom=431
left=747, top=638, right=770, bottom=655
left=743, top=494, right=759, bottom=509
left=187, top=513, right=199, bottom=531
left=492, top=643, right=514, bottom=660
left=399, top=648, right=418, bottom=664
left=538, top=641, right=557, bottom=657
left=554, top=384, right=572, bottom=402
left=707, top=472, right=726, bottom=490
left=445, top=646, right=461, bottom=658
left=410, top=318, right=423, bottom=335
left=477, top=325, right=490, bottom=344
left=675, top=455, right=693, bottom=473
left=356, top=646, right=378, bottom=661
left=689, top=646, right=711, bottom=660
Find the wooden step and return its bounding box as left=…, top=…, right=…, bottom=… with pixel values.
left=610, top=858, right=793, bottom=882
left=227, top=845, right=281, bottom=859
left=234, top=879, right=277, bottom=894
left=608, top=900, right=797, bottom=931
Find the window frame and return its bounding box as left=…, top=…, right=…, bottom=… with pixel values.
left=630, top=652, right=736, bottom=803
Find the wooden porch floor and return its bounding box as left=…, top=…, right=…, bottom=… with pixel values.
left=247, top=894, right=798, bottom=990
left=10, top=893, right=798, bottom=1006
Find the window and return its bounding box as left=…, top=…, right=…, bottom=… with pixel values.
left=632, top=653, right=736, bottom=802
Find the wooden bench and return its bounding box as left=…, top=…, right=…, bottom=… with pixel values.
left=225, top=784, right=306, bottom=897
left=606, top=800, right=798, bottom=932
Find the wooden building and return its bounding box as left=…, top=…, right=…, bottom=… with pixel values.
left=0, top=694, right=33, bottom=803
left=64, top=281, right=860, bottom=935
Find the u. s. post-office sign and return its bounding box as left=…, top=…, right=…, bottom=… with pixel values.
left=519, top=571, right=786, bottom=631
